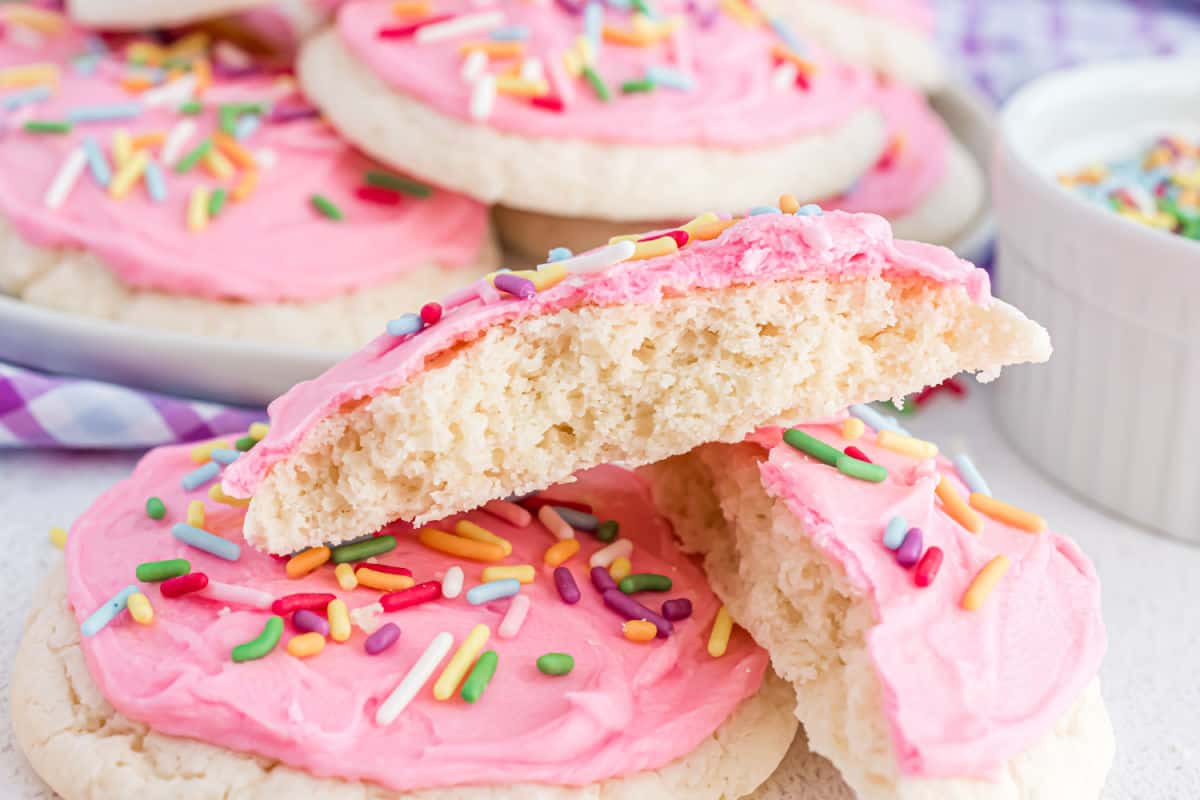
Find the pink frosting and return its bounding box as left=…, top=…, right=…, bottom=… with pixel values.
left=336, top=0, right=875, bottom=147
left=0, top=17, right=488, bottom=303
left=224, top=211, right=991, bottom=499
left=67, top=446, right=767, bottom=790
left=746, top=423, right=1106, bottom=779
left=823, top=80, right=948, bottom=217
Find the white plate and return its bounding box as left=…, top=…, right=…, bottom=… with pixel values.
left=0, top=82, right=997, bottom=407
left=931, top=79, right=997, bottom=266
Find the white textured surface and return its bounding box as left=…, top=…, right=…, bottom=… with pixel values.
left=1, top=389, right=1198, bottom=798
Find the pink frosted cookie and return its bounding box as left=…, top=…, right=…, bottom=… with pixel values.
left=220, top=206, right=1050, bottom=554
left=12, top=444, right=796, bottom=799
left=0, top=5, right=496, bottom=348
left=66, top=0, right=332, bottom=39
left=298, top=0, right=888, bottom=222
left=643, top=421, right=1115, bottom=799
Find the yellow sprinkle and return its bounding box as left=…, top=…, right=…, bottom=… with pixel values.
left=1172, top=168, right=1200, bottom=189
left=392, top=0, right=432, bottom=16
left=688, top=218, right=739, bottom=241
left=495, top=76, right=550, bottom=97
left=0, top=62, right=59, bottom=89
left=48, top=527, right=68, bottom=549
left=779, top=193, right=800, bottom=214
left=187, top=186, right=210, bottom=232
left=969, top=493, right=1046, bottom=533
left=529, top=262, right=568, bottom=291
left=287, top=632, right=326, bottom=658
left=166, top=31, right=209, bottom=59
left=623, top=620, right=657, bottom=643
left=609, top=556, right=632, bottom=582
left=327, top=598, right=351, bottom=643
left=720, top=0, right=761, bottom=25
left=356, top=568, right=415, bottom=593
left=419, top=528, right=506, bottom=562
left=543, top=537, right=581, bottom=567
left=186, top=500, right=205, bottom=528
left=454, top=520, right=513, bottom=557
left=433, top=624, right=489, bottom=700
left=574, top=35, right=595, bottom=66
left=190, top=439, right=230, bottom=463
left=841, top=417, right=865, bottom=441
left=936, top=475, right=983, bottom=534
left=208, top=483, right=249, bottom=507
left=482, top=564, right=536, bottom=584
left=248, top=422, right=269, bottom=440
left=125, top=41, right=167, bottom=66
left=111, top=129, right=132, bottom=168
left=1, top=6, right=67, bottom=34
left=629, top=235, right=679, bottom=261
left=287, top=546, right=331, bottom=579
left=562, top=48, right=583, bottom=77
left=108, top=150, right=148, bottom=199
left=459, top=41, right=526, bottom=59
left=876, top=429, right=939, bottom=460
left=203, top=148, right=235, bottom=180
left=681, top=212, right=720, bottom=236
left=127, top=592, right=154, bottom=625
left=962, top=555, right=1011, bottom=611
left=335, top=562, right=359, bottom=591
left=707, top=606, right=733, bottom=657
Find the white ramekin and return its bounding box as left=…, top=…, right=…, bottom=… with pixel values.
left=992, top=56, right=1200, bottom=544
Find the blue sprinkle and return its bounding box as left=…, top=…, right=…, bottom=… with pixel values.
left=795, top=204, right=824, bottom=216
left=749, top=205, right=782, bottom=216
left=953, top=454, right=992, bottom=497
left=489, top=24, right=529, bottom=41
left=233, top=112, right=261, bottom=142
left=143, top=159, right=167, bottom=203
left=85, top=34, right=109, bottom=55
left=71, top=54, right=101, bottom=76
left=584, top=2, right=604, bottom=50
left=551, top=506, right=599, bottom=532
left=547, top=247, right=573, bottom=262
left=882, top=516, right=908, bottom=550
left=181, top=461, right=220, bottom=491
left=1, top=85, right=50, bottom=111
left=81, top=136, right=111, bottom=187
left=81, top=585, right=139, bottom=637
left=466, top=578, right=522, bottom=606
left=172, top=523, right=241, bottom=562
left=386, top=313, right=423, bottom=337
left=645, top=65, right=695, bottom=91
left=848, top=404, right=910, bottom=437
left=770, top=17, right=808, bottom=55
left=67, top=102, right=143, bottom=124
left=209, top=448, right=241, bottom=465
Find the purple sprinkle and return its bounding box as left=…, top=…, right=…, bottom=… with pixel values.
left=292, top=609, right=329, bottom=637
left=896, top=528, right=924, bottom=568
left=268, top=105, right=321, bottom=124
left=555, top=0, right=585, bottom=13
left=364, top=622, right=401, bottom=655
left=590, top=566, right=618, bottom=594
left=661, top=598, right=693, bottom=621
left=602, top=589, right=673, bottom=638
left=554, top=566, right=581, bottom=605
left=552, top=506, right=599, bottom=531
left=493, top=272, right=536, bottom=299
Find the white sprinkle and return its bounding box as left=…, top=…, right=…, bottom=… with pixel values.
left=461, top=49, right=488, bottom=82
left=197, top=581, right=273, bottom=610
left=160, top=118, right=197, bottom=166
left=350, top=602, right=385, bottom=634
left=214, top=40, right=253, bottom=69
left=520, top=57, right=544, bottom=82
left=469, top=73, right=497, bottom=121
left=546, top=56, right=575, bottom=108
left=254, top=148, right=277, bottom=170
left=498, top=594, right=530, bottom=639
left=141, top=74, right=196, bottom=108
left=589, top=538, right=633, bottom=568
left=771, top=61, right=798, bottom=91
left=375, top=632, right=454, bottom=726
left=542, top=240, right=636, bottom=274
left=441, top=565, right=464, bottom=599
left=415, top=10, right=505, bottom=43
left=43, top=147, right=87, bottom=210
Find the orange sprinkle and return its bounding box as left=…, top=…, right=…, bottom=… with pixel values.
left=961, top=555, right=1011, bottom=611
left=231, top=170, right=259, bottom=202
left=418, top=528, right=506, bottom=562
left=720, top=0, right=761, bottom=26
left=779, top=193, right=800, bottom=214
left=969, top=493, right=1046, bottom=533
left=130, top=131, right=166, bottom=151
left=623, top=620, right=657, bottom=643
left=458, top=41, right=526, bottom=59
left=286, top=547, right=331, bottom=579
left=543, top=538, right=581, bottom=568
left=392, top=0, right=431, bottom=16
left=495, top=77, right=550, bottom=97
left=192, top=57, right=212, bottom=96
left=356, top=568, right=416, bottom=593
left=602, top=25, right=657, bottom=47
left=2, top=5, right=68, bottom=34
left=936, top=475, right=983, bottom=534
left=688, top=219, right=739, bottom=241
left=454, top=520, right=514, bottom=557
left=213, top=132, right=257, bottom=170
left=771, top=45, right=818, bottom=75
left=118, top=75, right=154, bottom=93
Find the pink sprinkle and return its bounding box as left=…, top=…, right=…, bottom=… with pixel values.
left=538, top=505, right=576, bottom=541
left=497, top=594, right=531, bottom=639
left=420, top=302, right=443, bottom=325
left=638, top=229, right=689, bottom=248
left=844, top=445, right=871, bottom=463
left=483, top=499, right=532, bottom=527
left=377, top=13, right=455, bottom=38
left=530, top=95, right=565, bottom=112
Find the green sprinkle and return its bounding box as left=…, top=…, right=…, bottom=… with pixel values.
left=235, top=435, right=257, bottom=451
left=595, top=519, right=619, bottom=543
left=218, top=106, right=238, bottom=135
left=310, top=193, right=343, bottom=221
left=174, top=138, right=212, bottom=174
left=618, top=573, right=672, bottom=594
left=208, top=187, right=227, bottom=218
left=893, top=397, right=917, bottom=416
left=461, top=649, right=499, bottom=703
left=836, top=453, right=888, bottom=483
left=782, top=428, right=841, bottom=466
left=145, top=496, right=167, bottom=520
left=178, top=100, right=203, bottom=115
left=135, top=558, right=190, bottom=582
left=330, top=535, right=397, bottom=564
left=632, top=0, right=656, bottom=15
left=536, top=652, right=574, bottom=676
left=24, top=120, right=72, bottom=134
left=582, top=66, right=610, bottom=102
left=231, top=616, right=284, bottom=663
left=364, top=170, right=433, bottom=198
left=621, top=78, right=656, bottom=94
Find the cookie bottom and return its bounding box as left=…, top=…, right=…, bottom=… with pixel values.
left=11, top=566, right=799, bottom=800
